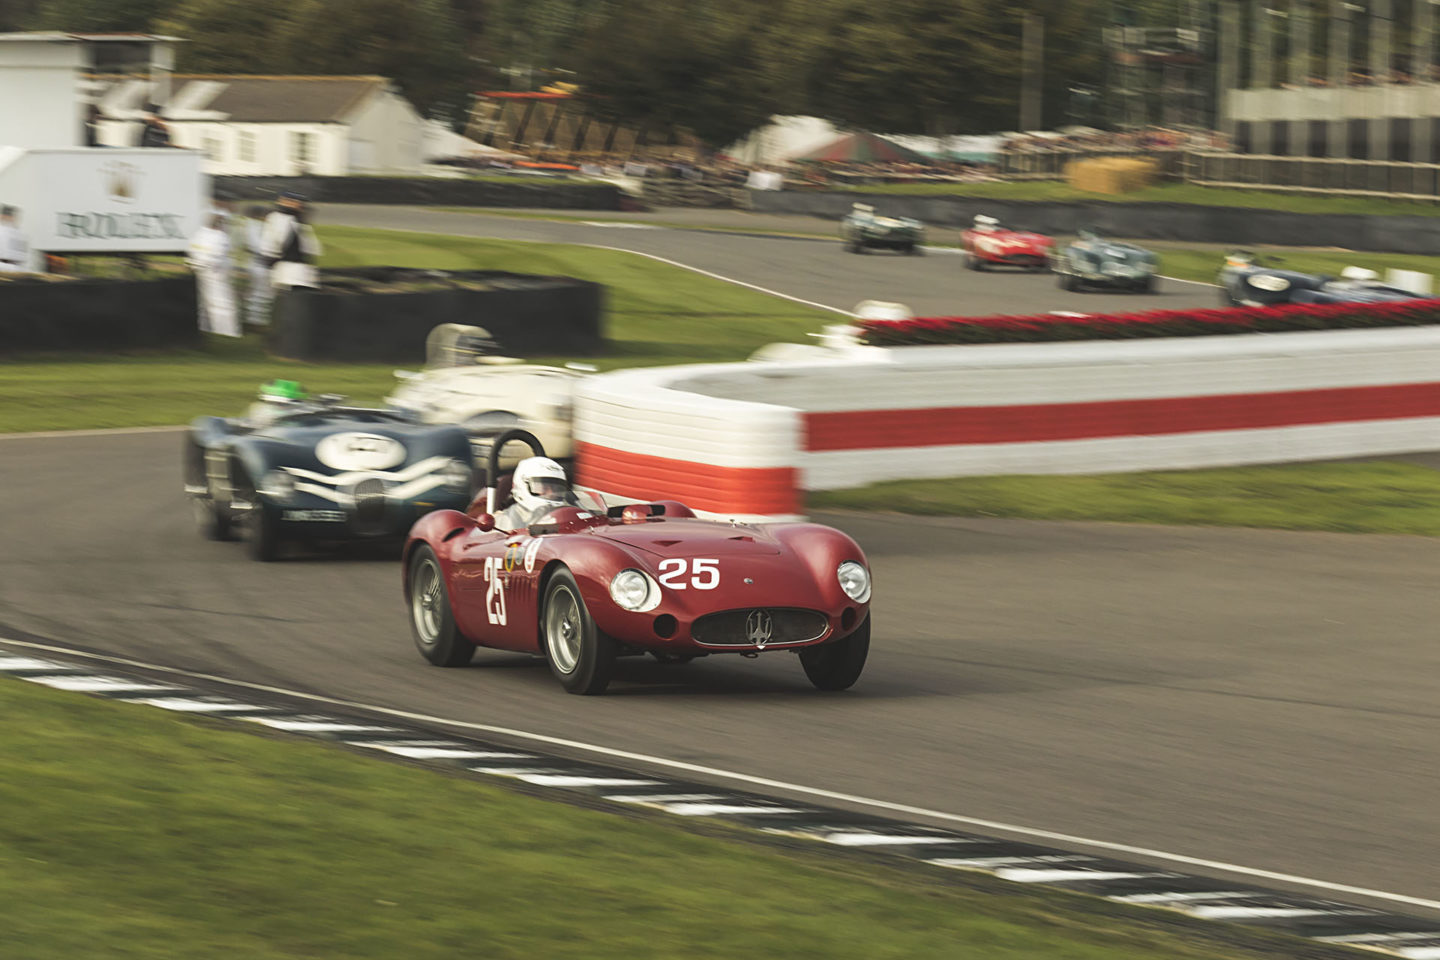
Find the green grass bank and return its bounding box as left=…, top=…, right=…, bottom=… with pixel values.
left=0, top=675, right=1339, bottom=960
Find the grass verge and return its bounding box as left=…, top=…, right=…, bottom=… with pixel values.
left=0, top=225, right=832, bottom=433
left=0, top=675, right=1332, bottom=960
left=810, top=462, right=1440, bottom=536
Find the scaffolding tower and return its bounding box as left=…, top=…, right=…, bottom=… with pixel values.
left=1104, top=25, right=1213, bottom=130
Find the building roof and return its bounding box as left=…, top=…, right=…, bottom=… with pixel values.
left=168, top=75, right=387, bottom=123
left=0, top=32, right=183, bottom=43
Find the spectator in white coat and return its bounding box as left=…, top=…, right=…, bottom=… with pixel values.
left=242, top=205, right=273, bottom=325
left=0, top=206, right=31, bottom=273
left=186, top=212, right=240, bottom=337
left=259, top=192, right=322, bottom=291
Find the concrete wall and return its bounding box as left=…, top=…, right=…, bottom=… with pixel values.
left=212, top=175, right=622, bottom=209
left=574, top=328, right=1440, bottom=519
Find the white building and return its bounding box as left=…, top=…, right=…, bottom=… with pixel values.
left=97, top=75, right=425, bottom=176
left=0, top=33, right=206, bottom=264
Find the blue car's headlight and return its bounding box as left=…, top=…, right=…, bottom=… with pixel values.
left=440, top=459, right=472, bottom=494
left=258, top=469, right=295, bottom=503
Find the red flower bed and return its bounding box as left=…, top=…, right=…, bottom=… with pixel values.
left=859, top=299, right=1440, bottom=346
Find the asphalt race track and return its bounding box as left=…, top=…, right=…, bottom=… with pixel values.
left=315, top=204, right=1225, bottom=317
left=4, top=209, right=1439, bottom=917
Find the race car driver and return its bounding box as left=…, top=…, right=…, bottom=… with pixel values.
left=498, top=456, right=574, bottom=529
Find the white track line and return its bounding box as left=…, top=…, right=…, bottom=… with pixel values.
left=0, top=424, right=186, bottom=441
left=4, top=634, right=1437, bottom=913
left=338, top=221, right=857, bottom=316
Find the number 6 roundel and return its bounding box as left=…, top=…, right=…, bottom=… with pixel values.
left=656, top=558, right=720, bottom=590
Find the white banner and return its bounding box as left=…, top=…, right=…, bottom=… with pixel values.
left=10, top=149, right=209, bottom=254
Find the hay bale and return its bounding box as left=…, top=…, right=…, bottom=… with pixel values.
left=1066, top=156, right=1160, bottom=194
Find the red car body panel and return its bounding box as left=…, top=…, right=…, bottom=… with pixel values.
left=961, top=227, right=1054, bottom=267
left=404, top=501, right=870, bottom=658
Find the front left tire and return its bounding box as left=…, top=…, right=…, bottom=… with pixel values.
left=246, top=504, right=281, bottom=562
left=799, top=615, right=870, bottom=692
left=542, top=568, right=617, bottom=695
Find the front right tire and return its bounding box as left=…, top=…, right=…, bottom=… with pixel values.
left=543, top=568, right=617, bottom=695
left=799, top=616, right=870, bottom=691
left=408, top=544, right=474, bottom=667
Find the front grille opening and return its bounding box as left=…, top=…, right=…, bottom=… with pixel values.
left=691, top=608, right=828, bottom=647
left=352, top=477, right=388, bottom=534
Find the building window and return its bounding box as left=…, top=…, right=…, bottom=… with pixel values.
left=238, top=130, right=256, bottom=163
left=291, top=131, right=315, bottom=165
left=204, top=136, right=223, bottom=162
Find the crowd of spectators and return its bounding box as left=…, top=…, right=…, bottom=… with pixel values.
left=1001, top=126, right=1230, bottom=153
left=1279, top=62, right=1440, bottom=88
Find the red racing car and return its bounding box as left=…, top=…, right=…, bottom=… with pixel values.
left=402, top=431, right=873, bottom=695
left=960, top=215, right=1054, bottom=271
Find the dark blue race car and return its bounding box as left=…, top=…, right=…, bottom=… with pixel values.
left=1218, top=252, right=1427, bottom=307
left=183, top=382, right=475, bottom=560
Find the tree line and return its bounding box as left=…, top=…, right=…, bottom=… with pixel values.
left=1, top=0, right=1235, bottom=146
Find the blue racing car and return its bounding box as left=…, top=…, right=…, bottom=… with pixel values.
left=1218, top=252, right=1427, bottom=307
left=183, top=381, right=475, bottom=560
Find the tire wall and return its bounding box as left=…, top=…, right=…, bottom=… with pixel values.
left=269, top=269, right=603, bottom=363
left=573, top=364, right=804, bottom=520
left=574, top=328, right=1440, bottom=517
left=0, top=277, right=200, bottom=354
left=749, top=190, right=1440, bottom=255
left=215, top=176, right=622, bottom=210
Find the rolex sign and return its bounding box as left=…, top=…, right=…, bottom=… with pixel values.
left=31, top=149, right=208, bottom=253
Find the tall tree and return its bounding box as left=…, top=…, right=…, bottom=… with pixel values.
left=576, top=0, right=783, bottom=148
left=0, top=0, right=46, bottom=30
left=28, top=0, right=172, bottom=31
left=797, top=0, right=1025, bottom=135
left=157, top=0, right=297, bottom=73
left=274, top=0, right=469, bottom=118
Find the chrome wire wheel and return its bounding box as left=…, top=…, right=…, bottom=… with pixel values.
left=545, top=584, right=583, bottom=675
left=412, top=557, right=444, bottom=647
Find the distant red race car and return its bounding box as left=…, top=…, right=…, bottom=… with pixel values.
left=960, top=215, right=1054, bottom=271
left=402, top=431, right=873, bottom=695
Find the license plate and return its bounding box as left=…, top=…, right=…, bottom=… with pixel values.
left=282, top=509, right=346, bottom=522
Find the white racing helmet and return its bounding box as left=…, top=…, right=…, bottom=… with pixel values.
left=974, top=214, right=999, bottom=231
left=511, top=456, right=571, bottom=516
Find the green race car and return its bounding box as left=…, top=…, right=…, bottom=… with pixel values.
left=1051, top=227, right=1158, bottom=293
left=840, top=203, right=925, bottom=255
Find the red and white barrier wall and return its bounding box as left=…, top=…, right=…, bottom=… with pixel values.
left=574, top=364, right=804, bottom=519
left=574, top=328, right=1440, bottom=517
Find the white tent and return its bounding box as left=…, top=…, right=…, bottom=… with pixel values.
left=722, top=115, right=839, bottom=166
left=422, top=119, right=523, bottom=162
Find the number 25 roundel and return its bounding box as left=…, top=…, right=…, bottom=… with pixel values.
left=482, top=557, right=507, bottom=625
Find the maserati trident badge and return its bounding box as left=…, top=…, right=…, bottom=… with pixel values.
left=745, top=608, right=773, bottom=648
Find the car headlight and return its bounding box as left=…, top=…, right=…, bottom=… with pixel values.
left=258, top=469, right=295, bottom=502
left=440, top=458, right=471, bottom=494
left=837, top=561, right=871, bottom=603
left=610, top=569, right=660, bottom=612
